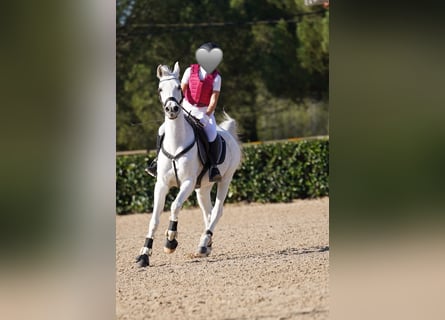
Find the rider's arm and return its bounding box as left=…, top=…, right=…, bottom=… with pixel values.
left=180, top=67, right=191, bottom=95
left=206, top=91, right=220, bottom=116
left=181, top=83, right=188, bottom=96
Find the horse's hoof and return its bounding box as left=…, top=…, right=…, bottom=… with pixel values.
left=195, top=232, right=213, bottom=257
left=164, top=239, right=178, bottom=254
left=195, top=246, right=212, bottom=257
left=164, top=247, right=175, bottom=254
left=136, top=254, right=149, bottom=267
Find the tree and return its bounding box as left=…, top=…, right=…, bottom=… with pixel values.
left=116, top=0, right=329, bottom=150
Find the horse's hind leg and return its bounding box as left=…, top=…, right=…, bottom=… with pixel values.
left=196, top=178, right=232, bottom=257
left=208, top=178, right=231, bottom=233
left=164, top=179, right=195, bottom=254
left=196, top=185, right=213, bottom=230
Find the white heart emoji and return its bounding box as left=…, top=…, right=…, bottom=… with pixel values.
left=195, top=48, right=223, bottom=73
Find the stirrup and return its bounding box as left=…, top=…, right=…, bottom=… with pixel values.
left=209, top=167, right=222, bottom=182
left=145, top=161, right=157, bottom=178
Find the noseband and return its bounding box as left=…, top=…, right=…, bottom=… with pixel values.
left=163, top=96, right=183, bottom=108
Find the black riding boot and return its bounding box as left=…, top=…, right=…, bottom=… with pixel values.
left=145, top=134, right=163, bottom=178
left=208, top=138, right=222, bottom=182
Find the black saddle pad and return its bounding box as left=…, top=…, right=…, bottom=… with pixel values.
left=185, top=115, right=226, bottom=166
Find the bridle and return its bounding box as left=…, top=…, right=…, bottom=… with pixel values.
left=158, top=77, right=183, bottom=109
left=158, top=76, right=204, bottom=128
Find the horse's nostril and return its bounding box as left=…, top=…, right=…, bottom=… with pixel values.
left=165, top=107, right=170, bottom=112
left=173, top=106, right=179, bottom=112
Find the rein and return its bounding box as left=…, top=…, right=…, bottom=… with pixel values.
left=180, top=105, right=204, bottom=129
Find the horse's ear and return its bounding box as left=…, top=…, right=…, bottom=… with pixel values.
left=156, top=64, right=163, bottom=79
left=173, top=61, right=180, bottom=78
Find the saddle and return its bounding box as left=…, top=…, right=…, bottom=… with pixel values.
left=185, top=116, right=226, bottom=188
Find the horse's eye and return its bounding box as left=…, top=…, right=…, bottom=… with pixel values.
left=158, top=88, right=162, bottom=92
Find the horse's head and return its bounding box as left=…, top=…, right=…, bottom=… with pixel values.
left=157, top=62, right=183, bottom=119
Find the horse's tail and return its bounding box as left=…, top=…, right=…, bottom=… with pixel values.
left=219, top=111, right=243, bottom=166
left=219, top=111, right=241, bottom=145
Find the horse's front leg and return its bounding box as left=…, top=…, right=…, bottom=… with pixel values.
left=196, top=179, right=231, bottom=257
left=136, top=181, right=168, bottom=267
left=164, top=178, right=195, bottom=254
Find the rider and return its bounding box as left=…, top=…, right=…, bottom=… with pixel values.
left=145, top=42, right=223, bottom=182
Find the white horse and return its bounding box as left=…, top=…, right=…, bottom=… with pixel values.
left=136, top=62, right=242, bottom=267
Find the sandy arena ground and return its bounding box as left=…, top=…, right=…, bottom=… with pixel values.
left=116, top=198, right=329, bottom=320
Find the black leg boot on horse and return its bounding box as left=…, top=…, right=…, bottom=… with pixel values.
left=208, top=136, right=222, bottom=182
left=145, top=134, right=163, bottom=178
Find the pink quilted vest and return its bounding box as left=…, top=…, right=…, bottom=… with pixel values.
left=185, top=64, right=219, bottom=107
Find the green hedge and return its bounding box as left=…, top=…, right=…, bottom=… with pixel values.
left=116, top=139, right=329, bottom=214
